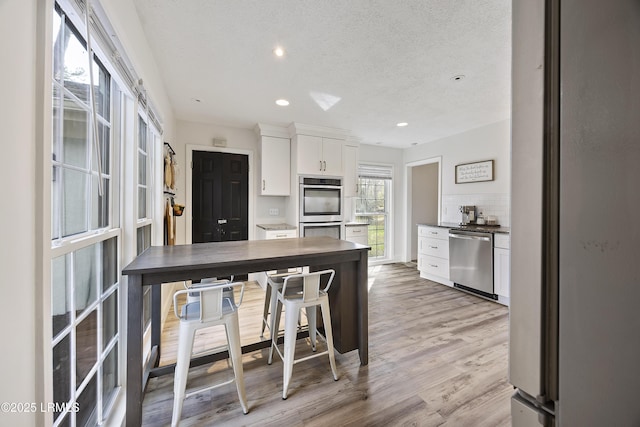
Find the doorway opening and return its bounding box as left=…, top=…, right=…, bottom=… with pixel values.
left=405, top=157, right=442, bottom=263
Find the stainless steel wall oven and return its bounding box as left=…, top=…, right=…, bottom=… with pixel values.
left=299, top=177, right=343, bottom=223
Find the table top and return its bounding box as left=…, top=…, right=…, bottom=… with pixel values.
left=122, top=236, right=369, bottom=278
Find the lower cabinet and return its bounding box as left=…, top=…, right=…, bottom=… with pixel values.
left=345, top=224, right=368, bottom=245
left=493, top=233, right=510, bottom=303
left=417, top=225, right=453, bottom=286
left=255, top=225, right=297, bottom=287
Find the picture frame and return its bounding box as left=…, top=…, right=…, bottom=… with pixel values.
left=455, top=159, right=494, bottom=184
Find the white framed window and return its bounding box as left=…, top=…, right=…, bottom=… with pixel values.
left=355, top=164, right=393, bottom=260
left=51, top=5, right=120, bottom=426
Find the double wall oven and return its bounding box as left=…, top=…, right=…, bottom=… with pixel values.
left=299, top=176, right=343, bottom=239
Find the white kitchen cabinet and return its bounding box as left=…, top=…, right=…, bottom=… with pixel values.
left=260, top=136, right=290, bottom=196
left=493, top=233, right=510, bottom=301
left=345, top=224, right=368, bottom=245
left=255, top=225, right=298, bottom=287
left=296, top=134, right=343, bottom=176
left=417, top=225, right=453, bottom=286
left=343, top=143, right=359, bottom=197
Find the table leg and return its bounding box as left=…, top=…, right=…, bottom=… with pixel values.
left=151, top=283, right=162, bottom=366
left=357, top=249, right=369, bottom=365
left=126, top=275, right=143, bottom=427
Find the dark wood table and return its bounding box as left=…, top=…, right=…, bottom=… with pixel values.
left=122, top=236, right=369, bottom=426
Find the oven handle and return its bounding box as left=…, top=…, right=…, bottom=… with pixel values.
left=449, top=233, right=491, bottom=242
left=301, top=184, right=343, bottom=190
left=302, top=222, right=343, bottom=227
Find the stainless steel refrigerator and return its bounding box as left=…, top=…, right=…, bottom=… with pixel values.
left=510, top=0, right=640, bottom=425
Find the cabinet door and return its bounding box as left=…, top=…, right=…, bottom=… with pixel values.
left=261, top=136, right=290, bottom=195
left=343, top=144, right=358, bottom=197
left=494, top=247, right=510, bottom=297
left=322, top=137, right=344, bottom=176
left=297, top=134, right=323, bottom=175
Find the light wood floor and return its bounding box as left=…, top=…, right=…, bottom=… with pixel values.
left=142, top=263, right=512, bottom=426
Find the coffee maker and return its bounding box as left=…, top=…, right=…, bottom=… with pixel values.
left=459, top=205, right=477, bottom=225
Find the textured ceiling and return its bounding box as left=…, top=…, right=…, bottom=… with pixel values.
left=132, top=0, right=511, bottom=148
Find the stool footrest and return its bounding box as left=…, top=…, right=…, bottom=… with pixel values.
left=184, top=377, right=235, bottom=399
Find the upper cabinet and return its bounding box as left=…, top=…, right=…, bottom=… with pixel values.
left=255, top=123, right=291, bottom=196
left=296, top=134, right=343, bottom=176
left=260, top=136, right=290, bottom=196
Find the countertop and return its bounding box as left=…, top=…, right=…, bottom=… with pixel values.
left=417, top=222, right=510, bottom=234
left=256, top=223, right=297, bottom=231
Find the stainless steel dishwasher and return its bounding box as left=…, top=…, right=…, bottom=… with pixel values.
left=449, top=229, right=496, bottom=299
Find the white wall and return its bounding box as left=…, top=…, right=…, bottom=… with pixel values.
left=0, top=1, right=40, bottom=425
left=404, top=120, right=511, bottom=226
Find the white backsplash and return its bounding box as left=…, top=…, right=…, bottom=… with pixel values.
left=441, top=193, right=510, bottom=226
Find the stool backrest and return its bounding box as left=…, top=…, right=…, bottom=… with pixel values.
left=282, top=269, right=335, bottom=303
left=173, top=281, right=244, bottom=323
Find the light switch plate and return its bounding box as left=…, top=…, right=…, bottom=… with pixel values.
left=269, top=208, right=279, bottom=216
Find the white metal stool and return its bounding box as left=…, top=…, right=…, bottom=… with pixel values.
left=268, top=269, right=339, bottom=399
left=260, top=269, right=305, bottom=341
left=171, top=281, right=249, bottom=426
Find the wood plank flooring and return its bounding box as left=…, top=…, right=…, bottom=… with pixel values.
left=142, top=263, right=511, bottom=426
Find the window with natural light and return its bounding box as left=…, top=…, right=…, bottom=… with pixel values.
left=355, top=164, right=393, bottom=260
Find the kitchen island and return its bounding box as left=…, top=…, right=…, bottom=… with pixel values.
left=122, top=236, right=369, bottom=426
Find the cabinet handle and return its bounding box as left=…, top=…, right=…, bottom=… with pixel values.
left=352, top=229, right=362, bottom=233
left=323, top=160, right=327, bottom=171
left=262, top=179, right=266, bottom=191
left=429, top=245, right=438, bottom=249
left=320, top=160, right=323, bottom=171
left=429, top=264, right=438, bottom=268
left=430, top=231, right=438, bottom=235
left=275, top=234, right=288, bottom=238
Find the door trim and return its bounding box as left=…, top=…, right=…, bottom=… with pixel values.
left=186, top=144, right=254, bottom=244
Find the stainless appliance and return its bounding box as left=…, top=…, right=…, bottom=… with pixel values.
left=459, top=205, right=476, bottom=225
left=299, top=177, right=343, bottom=223
left=299, top=221, right=343, bottom=240
left=448, top=229, right=496, bottom=299
left=510, top=0, right=640, bottom=425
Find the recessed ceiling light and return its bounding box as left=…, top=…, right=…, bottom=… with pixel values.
left=274, top=47, right=285, bottom=57
left=275, top=99, right=290, bottom=106
left=397, top=122, right=408, bottom=127
left=451, top=74, right=465, bottom=81
left=192, top=98, right=201, bottom=103
left=411, top=143, right=418, bottom=146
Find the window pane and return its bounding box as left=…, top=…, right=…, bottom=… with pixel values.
left=90, top=176, right=109, bottom=230
left=102, top=237, right=117, bottom=292
left=63, top=30, right=90, bottom=103
left=138, top=116, right=147, bottom=151
left=138, top=152, right=147, bottom=185
left=138, top=188, right=146, bottom=219
left=62, top=95, right=89, bottom=169
left=95, top=60, right=110, bottom=121
left=62, top=168, right=88, bottom=237
left=137, top=224, right=151, bottom=255
left=53, top=334, right=71, bottom=422
left=52, top=254, right=71, bottom=338
left=92, top=122, right=110, bottom=174
left=76, top=374, right=97, bottom=427
left=74, top=245, right=97, bottom=312
left=102, top=290, right=117, bottom=348
left=102, top=344, right=118, bottom=415
left=76, top=310, right=97, bottom=386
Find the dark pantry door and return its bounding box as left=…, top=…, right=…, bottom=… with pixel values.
left=192, top=151, right=249, bottom=243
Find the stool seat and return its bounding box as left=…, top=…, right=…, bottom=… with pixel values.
left=268, top=269, right=339, bottom=399
left=171, top=281, right=248, bottom=426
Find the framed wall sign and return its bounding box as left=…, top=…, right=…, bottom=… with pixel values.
left=455, top=160, right=494, bottom=183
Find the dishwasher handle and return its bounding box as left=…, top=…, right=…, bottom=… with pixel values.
left=449, top=233, right=491, bottom=242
